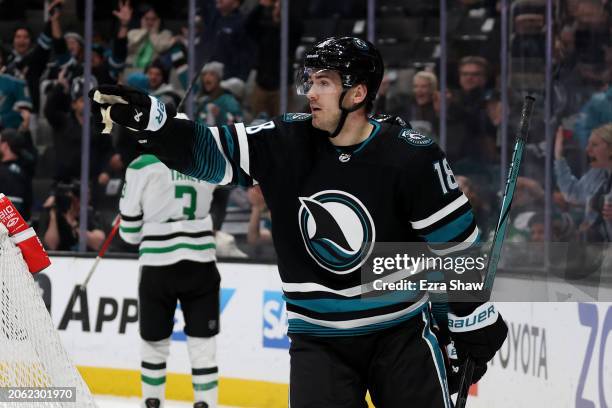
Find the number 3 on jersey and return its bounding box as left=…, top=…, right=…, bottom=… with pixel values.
left=175, top=186, right=197, bottom=220
left=433, top=158, right=458, bottom=194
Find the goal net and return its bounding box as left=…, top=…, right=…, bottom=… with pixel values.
left=0, top=224, right=97, bottom=407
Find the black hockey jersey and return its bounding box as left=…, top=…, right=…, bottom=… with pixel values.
left=145, top=113, right=479, bottom=336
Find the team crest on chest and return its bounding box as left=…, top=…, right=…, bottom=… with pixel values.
left=298, top=190, right=375, bottom=274
left=398, top=128, right=433, bottom=147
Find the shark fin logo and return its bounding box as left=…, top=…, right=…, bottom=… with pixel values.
left=298, top=190, right=375, bottom=274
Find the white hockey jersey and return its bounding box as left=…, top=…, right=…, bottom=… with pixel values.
left=119, top=154, right=216, bottom=266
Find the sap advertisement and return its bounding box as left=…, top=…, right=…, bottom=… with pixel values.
left=39, top=256, right=610, bottom=407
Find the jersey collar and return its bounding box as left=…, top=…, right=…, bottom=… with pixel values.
left=332, top=119, right=381, bottom=156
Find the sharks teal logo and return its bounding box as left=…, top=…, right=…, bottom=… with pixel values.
left=398, top=128, right=433, bottom=147
left=298, top=190, right=375, bottom=274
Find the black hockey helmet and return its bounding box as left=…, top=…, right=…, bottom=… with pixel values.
left=298, top=37, right=384, bottom=137
left=298, top=36, right=384, bottom=102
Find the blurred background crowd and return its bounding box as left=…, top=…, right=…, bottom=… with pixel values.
left=0, top=0, right=610, bottom=273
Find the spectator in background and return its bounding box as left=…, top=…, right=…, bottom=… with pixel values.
left=447, top=56, right=495, bottom=164
left=40, top=182, right=105, bottom=251
left=409, top=71, right=439, bottom=138
left=191, top=61, right=244, bottom=246
left=44, top=75, right=112, bottom=184
left=44, top=1, right=85, bottom=83
left=247, top=185, right=272, bottom=246
left=528, top=212, right=546, bottom=242
left=527, top=212, right=576, bottom=242
left=510, top=0, right=546, bottom=59
left=195, top=62, right=243, bottom=126
left=484, top=90, right=503, bottom=132
left=3, top=0, right=57, bottom=114
left=127, top=59, right=183, bottom=109
left=572, top=0, right=610, bottom=66
left=94, top=151, right=126, bottom=229
left=13, top=110, right=38, bottom=180
left=376, top=71, right=439, bottom=138
left=245, top=0, right=302, bottom=117
left=62, top=33, right=84, bottom=66
left=490, top=176, right=546, bottom=247
left=555, top=123, right=612, bottom=204
left=0, top=128, right=33, bottom=220
left=482, top=89, right=510, bottom=163
left=197, top=0, right=253, bottom=81
left=90, top=0, right=132, bottom=85
left=558, top=0, right=610, bottom=106
left=574, top=80, right=612, bottom=148
left=555, top=123, right=612, bottom=241
left=41, top=0, right=130, bottom=94
left=0, top=68, right=32, bottom=130
left=126, top=4, right=174, bottom=72
left=456, top=175, right=494, bottom=238
left=245, top=184, right=275, bottom=259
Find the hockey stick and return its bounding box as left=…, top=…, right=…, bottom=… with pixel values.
left=176, top=59, right=208, bottom=114
left=454, top=95, right=536, bottom=408
left=78, top=215, right=121, bottom=289
left=67, top=216, right=120, bottom=320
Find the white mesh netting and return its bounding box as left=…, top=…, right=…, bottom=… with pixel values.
left=0, top=224, right=97, bottom=407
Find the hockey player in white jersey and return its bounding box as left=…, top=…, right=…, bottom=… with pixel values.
left=119, top=154, right=219, bottom=408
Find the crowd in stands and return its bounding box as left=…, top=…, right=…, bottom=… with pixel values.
left=0, top=0, right=610, bottom=272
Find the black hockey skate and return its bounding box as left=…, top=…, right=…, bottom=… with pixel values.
left=193, top=402, right=209, bottom=408
left=144, top=398, right=160, bottom=408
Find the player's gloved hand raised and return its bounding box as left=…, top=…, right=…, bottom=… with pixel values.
left=88, top=85, right=175, bottom=134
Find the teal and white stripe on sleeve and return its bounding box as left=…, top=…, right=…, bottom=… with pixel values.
left=411, top=193, right=480, bottom=256
left=184, top=122, right=256, bottom=187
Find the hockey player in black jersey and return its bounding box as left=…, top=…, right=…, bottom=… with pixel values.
left=90, top=37, right=507, bottom=407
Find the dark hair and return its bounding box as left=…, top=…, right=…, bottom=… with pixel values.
left=0, top=128, right=22, bottom=153
left=139, top=3, right=159, bottom=17
left=12, top=25, right=33, bottom=40
left=511, top=1, right=545, bottom=19
left=459, top=56, right=489, bottom=74
left=54, top=182, right=80, bottom=214
left=146, top=59, right=169, bottom=84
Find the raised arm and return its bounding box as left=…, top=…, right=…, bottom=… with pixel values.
left=554, top=127, right=593, bottom=204
left=89, top=85, right=280, bottom=187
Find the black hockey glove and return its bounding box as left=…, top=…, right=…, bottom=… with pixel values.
left=429, top=306, right=488, bottom=395
left=89, top=85, right=195, bottom=174
left=444, top=339, right=487, bottom=394
left=448, top=302, right=508, bottom=364
left=88, top=85, right=176, bottom=134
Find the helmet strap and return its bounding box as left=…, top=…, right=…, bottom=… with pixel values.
left=328, top=89, right=367, bottom=138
